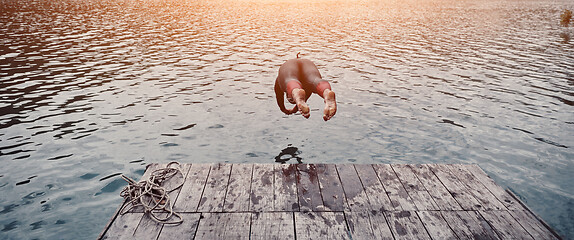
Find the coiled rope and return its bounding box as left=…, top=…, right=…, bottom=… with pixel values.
left=119, top=162, right=184, bottom=225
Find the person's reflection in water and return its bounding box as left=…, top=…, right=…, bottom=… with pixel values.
left=274, top=145, right=302, bottom=163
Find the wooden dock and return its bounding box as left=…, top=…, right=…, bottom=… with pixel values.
left=99, top=163, right=560, bottom=239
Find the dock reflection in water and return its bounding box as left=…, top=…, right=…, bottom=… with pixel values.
left=0, top=0, right=573, bottom=239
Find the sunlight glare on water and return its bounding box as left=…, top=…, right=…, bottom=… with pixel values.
left=0, top=0, right=573, bottom=239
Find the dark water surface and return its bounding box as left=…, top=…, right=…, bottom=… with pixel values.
left=1, top=0, right=573, bottom=238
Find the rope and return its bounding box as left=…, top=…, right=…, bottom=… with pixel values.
left=119, top=161, right=184, bottom=225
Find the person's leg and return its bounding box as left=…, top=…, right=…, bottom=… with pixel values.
left=292, top=89, right=310, bottom=118
left=299, top=59, right=337, bottom=121
left=315, top=81, right=337, bottom=121
left=278, top=59, right=310, bottom=117
left=285, top=80, right=302, bottom=104
left=285, top=79, right=310, bottom=118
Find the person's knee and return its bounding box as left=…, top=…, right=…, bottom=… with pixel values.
left=316, top=81, right=332, bottom=97
left=286, top=80, right=303, bottom=97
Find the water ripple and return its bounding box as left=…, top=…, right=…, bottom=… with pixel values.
left=0, top=0, right=573, bottom=239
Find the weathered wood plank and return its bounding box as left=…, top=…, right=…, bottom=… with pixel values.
left=161, top=163, right=190, bottom=211
left=174, top=163, right=211, bottom=212
left=337, top=164, right=369, bottom=211
left=355, top=164, right=393, bottom=212
left=346, top=211, right=376, bottom=239
left=428, top=164, right=482, bottom=210
left=250, top=164, right=274, bottom=212
left=133, top=213, right=165, bottom=240
left=480, top=210, right=534, bottom=240
left=439, top=211, right=479, bottom=240
left=369, top=211, right=395, bottom=240
left=295, top=212, right=349, bottom=239
left=447, top=164, right=507, bottom=211
left=467, top=210, right=501, bottom=239
left=316, top=164, right=346, bottom=212
left=101, top=213, right=144, bottom=240
left=274, top=164, right=299, bottom=211
left=296, top=164, right=324, bottom=211
left=251, top=212, right=295, bottom=240
left=508, top=210, right=559, bottom=240
left=391, top=164, right=439, bottom=210
left=197, top=163, right=232, bottom=212
left=157, top=213, right=201, bottom=240
left=195, top=213, right=251, bottom=240
left=384, top=211, right=431, bottom=240
left=409, top=164, right=462, bottom=211
left=440, top=211, right=498, bottom=240
left=224, top=164, right=252, bottom=212
left=417, top=211, right=458, bottom=240
left=372, top=164, right=416, bottom=211
left=462, top=164, right=521, bottom=210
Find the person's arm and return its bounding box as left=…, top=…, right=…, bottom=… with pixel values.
left=275, top=80, right=297, bottom=114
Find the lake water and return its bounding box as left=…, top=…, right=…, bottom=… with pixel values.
left=1, top=0, right=573, bottom=238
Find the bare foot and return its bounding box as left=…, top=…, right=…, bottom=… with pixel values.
left=292, top=88, right=310, bottom=118
left=322, top=89, right=337, bottom=121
